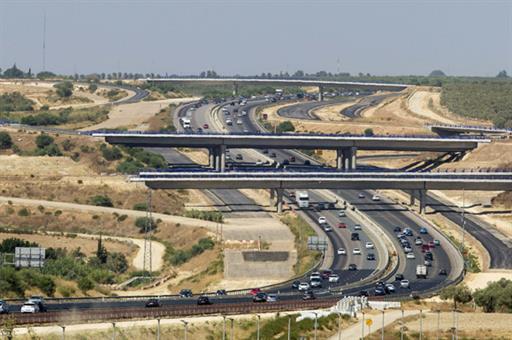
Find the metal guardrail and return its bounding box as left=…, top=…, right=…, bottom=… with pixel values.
left=428, top=123, right=512, bottom=133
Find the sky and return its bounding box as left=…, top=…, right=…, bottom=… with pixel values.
left=0, top=0, right=511, bottom=77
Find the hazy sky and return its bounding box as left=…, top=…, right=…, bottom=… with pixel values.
left=0, top=0, right=511, bottom=76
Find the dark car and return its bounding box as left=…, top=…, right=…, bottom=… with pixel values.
left=348, top=264, right=358, bottom=271
left=439, top=269, right=448, bottom=276
left=197, top=296, right=212, bottom=305
left=393, top=226, right=402, bottom=233
left=253, top=292, right=268, bottom=303
left=321, top=269, right=333, bottom=280
left=304, top=160, right=311, bottom=166
left=236, top=154, right=243, bottom=160
left=0, top=300, right=9, bottom=314
left=179, top=289, right=193, bottom=298
left=425, top=252, right=434, bottom=261
left=145, top=298, right=161, bottom=308
left=395, top=273, right=404, bottom=281
left=29, top=296, right=47, bottom=312
left=282, top=159, right=290, bottom=165
left=359, top=290, right=369, bottom=297
left=292, top=280, right=300, bottom=289
left=270, top=152, right=277, bottom=158
left=351, top=232, right=360, bottom=241
left=262, top=149, right=269, bottom=154
left=216, top=289, right=227, bottom=296
left=302, top=290, right=316, bottom=300
left=367, top=253, right=376, bottom=261
left=290, top=156, right=296, bottom=162
left=374, top=287, right=386, bottom=296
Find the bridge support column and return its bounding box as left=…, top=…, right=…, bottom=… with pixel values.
left=342, top=147, right=357, bottom=170
left=276, top=189, right=284, bottom=214
left=318, top=85, right=324, bottom=101
left=409, top=190, right=416, bottom=206
left=219, top=145, right=226, bottom=172
left=233, top=82, right=239, bottom=97
left=209, top=148, right=215, bottom=168
left=269, top=189, right=275, bottom=207
left=350, top=147, right=357, bottom=170
left=336, top=149, right=343, bottom=170
left=419, top=190, right=427, bottom=214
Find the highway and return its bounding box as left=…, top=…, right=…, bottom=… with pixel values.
left=277, top=97, right=354, bottom=120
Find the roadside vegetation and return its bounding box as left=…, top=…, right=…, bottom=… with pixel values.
left=0, top=92, right=35, bottom=112
left=183, top=209, right=223, bottom=223
left=145, top=104, right=177, bottom=132
left=280, top=212, right=321, bottom=275
left=164, top=237, right=215, bottom=266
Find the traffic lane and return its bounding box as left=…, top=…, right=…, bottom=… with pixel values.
left=341, top=93, right=399, bottom=118
left=278, top=98, right=354, bottom=120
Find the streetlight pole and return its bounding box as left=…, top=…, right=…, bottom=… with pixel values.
left=181, top=320, right=188, bottom=340
left=156, top=318, right=161, bottom=340
left=361, top=311, right=365, bottom=340
left=287, top=315, right=292, bottom=340
left=112, top=322, right=116, bottom=340
left=59, top=325, right=65, bottom=340
left=419, top=309, right=423, bottom=340
left=381, top=310, right=385, bottom=340
left=437, top=310, right=441, bottom=340
left=312, top=312, right=319, bottom=340
left=338, top=313, right=343, bottom=340
left=400, top=309, right=404, bottom=340
left=256, top=314, right=261, bottom=340
left=228, top=318, right=234, bottom=340
left=461, top=189, right=466, bottom=277
left=222, top=315, right=226, bottom=340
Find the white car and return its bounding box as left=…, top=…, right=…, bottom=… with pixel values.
left=404, top=246, right=413, bottom=253
left=415, top=238, right=423, bottom=246
left=309, top=272, right=321, bottom=281
left=338, top=210, right=346, bottom=217
left=324, top=225, right=333, bottom=232
left=328, top=274, right=340, bottom=283
left=20, top=302, right=39, bottom=314
left=372, top=195, right=381, bottom=201
left=242, top=110, right=247, bottom=116
left=406, top=252, right=416, bottom=259
left=337, top=248, right=347, bottom=255
left=358, top=193, right=365, bottom=199
left=318, top=216, right=327, bottom=224
left=352, top=248, right=362, bottom=255
left=400, top=280, right=410, bottom=289
left=256, top=160, right=263, bottom=165
left=365, top=242, right=374, bottom=249
left=298, top=282, right=310, bottom=291
left=236, top=119, right=243, bottom=125
left=353, top=224, right=362, bottom=231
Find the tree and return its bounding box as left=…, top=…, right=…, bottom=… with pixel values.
left=53, top=81, right=74, bottom=98
left=106, top=252, right=128, bottom=273
left=35, top=133, right=54, bottom=149
left=36, top=71, right=56, bottom=79
left=135, top=217, right=156, bottom=233
left=89, top=195, right=113, bottom=207
left=0, top=132, right=12, bottom=149
left=440, top=283, right=473, bottom=309
left=276, top=121, right=295, bottom=133
left=496, top=70, right=509, bottom=78
left=429, top=70, right=446, bottom=77
left=364, top=128, right=374, bottom=136
left=96, top=235, right=108, bottom=264
left=292, top=70, right=305, bottom=78
left=3, top=64, right=25, bottom=78
left=88, top=83, right=98, bottom=93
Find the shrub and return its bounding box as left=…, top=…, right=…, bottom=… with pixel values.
left=57, top=285, right=76, bottom=297
left=116, top=159, right=144, bottom=174
left=100, top=144, right=123, bottom=161
left=276, top=120, right=295, bottom=133
left=183, top=209, right=223, bottom=223
left=89, top=195, right=113, bottom=207
left=78, top=276, right=94, bottom=291
left=35, top=143, right=62, bottom=156
left=88, top=84, right=98, bottom=93
left=0, top=238, right=38, bottom=252
left=0, top=131, right=13, bottom=149
left=35, top=134, right=54, bottom=149
left=132, top=203, right=148, bottom=211
left=54, top=81, right=74, bottom=98
left=61, top=139, right=75, bottom=151
left=134, top=217, right=157, bottom=232
left=0, top=92, right=34, bottom=112
left=364, top=128, right=374, bottom=136
left=17, top=208, right=30, bottom=217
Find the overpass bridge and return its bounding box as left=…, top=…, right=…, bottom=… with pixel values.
left=133, top=170, right=512, bottom=213
left=94, top=132, right=489, bottom=171
left=429, top=124, right=512, bottom=137
left=144, top=78, right=409, bottom=101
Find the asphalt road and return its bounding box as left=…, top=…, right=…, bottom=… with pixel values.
left=277, top=97, right=354, bottom=120
left=341, top=93, right=399, bottom=118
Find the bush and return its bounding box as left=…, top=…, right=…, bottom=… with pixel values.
left=0, top=237, right=38, bottom=252
left=35, top=143, right=62, bottom=156
left=0, top=92, right=34, bottom=112
left=276, top=120, right=295, bottom=133
left=17, top=208, right=30, bottom=217
left=474, top=278, right=512, bottom=312
left=116, top=159, right=144, bottom=174
left=165, top=237, right=215, bottom=266
left=21, top=112, right=68, bottom=126
left=35, top=134, right=54, bottom=148
left=57, top=285, right=76, bottom=297
left=0, top=131, right=13, bottom=149
left=134, top=217, right=157, bottom=232
left=183, top=209, right=223, bottom=223
left=100, top=144, right=123, bottom=161
left=54, top=81, right=74, bottom=98
left=364, top=128, right=374, bottom=136
left=61, top=139, right=75, bottom=151
left=78, top=276, right=94, bottom=291
left=88, top=84, right=98, bottom=93
left=89, top=195, right=113, bottom=207
left=132, top=203, right=148, bottom=211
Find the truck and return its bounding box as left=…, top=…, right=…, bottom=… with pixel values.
left=296, top=191, right=309, bottom=208
left=181, top=118, right=191, bottom=129
left=416, top=265, right=428, bottom=279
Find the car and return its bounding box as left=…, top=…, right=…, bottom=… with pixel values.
left=421, top=244, right=430, bottom=252
left=385, top=283, right=396, bottom=293
left=145, top=298, right=161, bottom=308
left=292, top=280, right=300, bottom=289
left=298, top=282, right=310, bottom=291
left=338, top=210, right=346, bottom=217
left=304, top=160, right=311, bottom=165
left=197, top=296, right=212, bottom=305
left=324, top=225, right=333, bottom=232
left=434, top=239, right=441, bottom=246
left=252, top=292, right=268, bottom=303
left=374, top=287, right=386, bottom=296
left=351, top=232, right=360, bottom=241
left=321, top=269, right=333, bottom=279
left=179, top=289, right=193, bottom=298
left=348, top=264, right=358, bottom=271
left=249, top=288, right=262, bottom=296
left=439, top=269, right=448, bottom=276
left=359, top=290, right=369, bottom=297
left=29, top=296, right=47, bottom=312
left=404, top=246, right=413, bottom=253
left=337, top=248, right=347, bottom=255
left=290, top=156, right=296, bottom=162
left=428, top=241, right=436, bottom=248
left=353, top=224, right=362, bottom=231
left=358, top=193, right=365, bottom=199
left=302, top=290, right=316, bottom=300
left=266, top=294, right=278, bottom=302
left=337, top=222, right=347, bottom=228
left=226, top=119, right=233, bottom=125
left=424, top=259, right=432, bottom=267
left=236, top=154, right=243, bottom=160
left=270, top=152, right=277, bottom=158
left=256, top=160, right=263, bottom=166
left=21, top=302, right=39, bottom=314
left=419, top=227, right=428, bottom=234
left=0, top=300, right=9, bottom=314
left=318, top=216, right=327, bottom=224
left=425, top=252, right=434, bottom=261
left=406, top=252, right=416, bottom=259
left=400, top=280, right=410, bottom=289
left=262, top=149, right=269, bottom=154
left=403, top=228, right=413, bottom=236
left=367, top=253, right=376, bottom=261
left=236, top=119, right=243, bottom=125
left=352, top=248, right=362, bottom=255
left=216, top=289, right=227, bottom=296
left=415, top=238, right=423, bottom=246
left=395, top=273, right=404, bottom=281
left=203, top=123, right=209, bottom=129
left=310, top=278, right=322, bottom=288
left=372, top=195, right=381, bottom=201
left=196, top=127, right=203, bottom=133
left=309, top=272, right=321, bottom=281
left=393, top=226, right=402, bottom=233
left=328, top=274, right=340, bottom=283
left=365, top=242, right=374, bottom=249
left=241, top=110, right=247, bottom=116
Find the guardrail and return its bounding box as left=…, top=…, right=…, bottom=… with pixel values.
left=428, top=123, right=512, bottom=133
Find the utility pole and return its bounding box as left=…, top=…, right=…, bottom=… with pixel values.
left=42, top=11, right=46, bottom=72
left=143, top=189, right=153, bottom=277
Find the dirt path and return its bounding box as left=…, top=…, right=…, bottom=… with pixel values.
left=82, top=97, right=198, bottom=130
left=407, top=90, right=456, bottom=124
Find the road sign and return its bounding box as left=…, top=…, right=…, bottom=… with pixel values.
left=15, top=247, right=45, bottom=268
left=366, top=319, right=373, bottom=327
left=307, top=236, right=328, bottom=251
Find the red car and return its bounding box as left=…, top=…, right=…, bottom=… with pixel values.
left=249, top=288, right=262, bottom=296
left=337, top=222, right=347, bottom=228
left=203, top=123, right=209, bottom=129
left=321, top=269, right=333, bottom=280
left=428, top=241, right=435, bottom=249
left=421, top=244, right=430, bottom=253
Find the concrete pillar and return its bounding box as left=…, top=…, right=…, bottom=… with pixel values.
left=219, top=145, right=226, bottom=172
left=419, top=189, right=427, bottom=214
left=409, top=190, right=416, bottom=206
left=269, top=189, right=275, bottom=207
left=276, top=189, right=284, bottom=214
left=209, top=148, right=215, bottom=168
left=318, top=85, right=324, bottom=101
left=343, top=148, right=351, bottom=171
left=351, top=147, right=357, bottom=170
left=214, top=147, right=221, bottom=171
left=336, top=149, right=343, bottom=170
left=233, top=82, right=239, bottom=97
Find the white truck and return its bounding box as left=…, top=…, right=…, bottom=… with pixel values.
left=296, top=191, right=309, bottom=208
left=416, top=265, right=428, bottom=279
left=181, top=118, right=191, bottom=129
